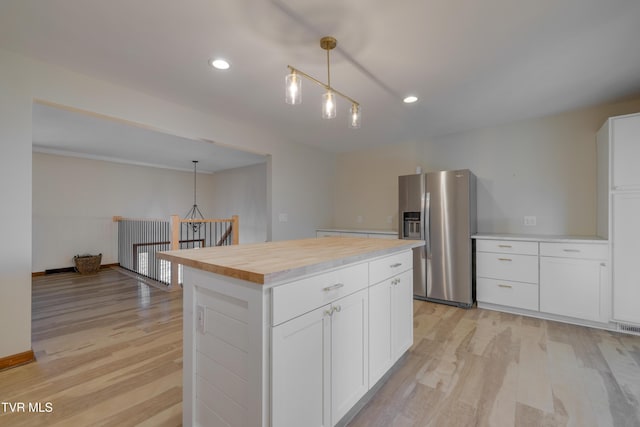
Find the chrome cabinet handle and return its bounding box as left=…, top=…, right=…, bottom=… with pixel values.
left=324, top=309, right=333, bottom=316
left=498, top=244, right=512, bottom=248
left=563, top=249, right=581, bottom=253
left=390, top=263, right=402, bottom=268
left=334, top=305, right=341, bottom=313
left=323, top=283, right=344, bottom=292
left=498, top=284, right=512, bottom=289
left=498, top=258, right=512, bottom=261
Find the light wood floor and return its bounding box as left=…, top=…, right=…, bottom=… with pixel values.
left=0, top=269, right=183, bottom=427
left=1, top=270, right=640, bottom=426
left=349, top=301, right=640, bottom=427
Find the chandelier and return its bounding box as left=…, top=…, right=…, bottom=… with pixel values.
left=184, top=160, right=205, bottom=232
left=285, top=36, right=361, bottom=129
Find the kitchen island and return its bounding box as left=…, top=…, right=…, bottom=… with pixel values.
left=158, top=237, right=423, bottom=427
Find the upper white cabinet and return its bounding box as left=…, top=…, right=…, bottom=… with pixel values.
left=611, top=114, right=640, bottom=190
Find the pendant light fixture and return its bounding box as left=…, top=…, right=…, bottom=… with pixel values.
left=184, top=160, right=205, bottom=232
left=286, top=36, right=361, bottom=128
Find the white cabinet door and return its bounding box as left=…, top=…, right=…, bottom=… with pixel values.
left=369, top=269, right=413, bottom=387
left=331, top=289, right=369, bottom=425
left=540, top=257, right=602, bottom=322
left=612, top=115, right=640, bottom=190
left=272, top=305, right=331, bottom=427
left=612, top=193, right=640, bottom=324
left=392, top=269, right=414, bottom=360
left=368, top=280, right=393, bottom=386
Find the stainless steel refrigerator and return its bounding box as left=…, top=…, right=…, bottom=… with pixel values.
left=398, top=170, right=477, bottom=307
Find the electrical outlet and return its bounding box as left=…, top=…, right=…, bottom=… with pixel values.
left=196, top=305, right=205, bottom=333
left=278, top=213, right=288, bottom=223
left=386, top=215, right=393, bottom=224
left=524, top=216, right=537, bottom=226
left=356, top=215, right=363, bottom=223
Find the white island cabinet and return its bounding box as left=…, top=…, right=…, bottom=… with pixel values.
left=158, top=237, right=422, bottom=427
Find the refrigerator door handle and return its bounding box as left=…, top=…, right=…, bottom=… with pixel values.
left=424, top=192, right=431, bottom=255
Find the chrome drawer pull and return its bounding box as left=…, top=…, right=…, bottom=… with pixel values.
left=497, top=258, right=512, bottom=261
left=498, top=244, right=512, bottom=248
left=563, top=249, right=581, bottom=253
left=497, top=284, right=513, bottom=289
left=324, top=309, right=333, bottom=316
left=323, top=283, right=344, bottom=292
left=390, top=263, right=402, bottom=268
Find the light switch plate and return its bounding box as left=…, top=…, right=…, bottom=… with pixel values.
left=524, top=216, right=537, bottom=226
left=278, top=213, right=288, bottom=222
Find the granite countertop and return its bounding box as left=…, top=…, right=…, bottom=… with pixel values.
left=472, top=233, right=608, bottom=244
left=157, top=237, right=423, bottom=285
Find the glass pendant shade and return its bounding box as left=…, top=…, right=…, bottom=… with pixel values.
left=285, top=72, right=302, bottom=105
left=349, top=104, right=361, bottom=129
left=322, top=91, right=336, bottom=119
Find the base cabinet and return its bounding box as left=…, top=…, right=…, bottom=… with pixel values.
left=540, top=257, right=605, bottom=322
left=272, top=305, right=330, bottom=427
left=184, top=248, right=417, bottom=427
left=330, top=290, right=369, bottom=423
left=368, top=269, right=413, bottom=386
left=475, top=236, right=610, bottom=327
left=272, top=288, right=368, bottom=427
left=612, top=193, right=640, bottom=324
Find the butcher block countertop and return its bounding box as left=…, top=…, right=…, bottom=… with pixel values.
left=157, top=237, right=424, bottom=285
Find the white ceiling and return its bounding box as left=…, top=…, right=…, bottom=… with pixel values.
left=31, top=103, right=267, bottom=173
left=2, top=0, right=640, bottom=155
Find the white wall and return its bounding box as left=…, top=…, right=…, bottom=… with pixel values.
left=333, top=141, right=421, bottom=231
left=210, top=162, right=268, bottom=244
left=32, top=152, right=222, bottom=271
left=0, top=47, right=336, bottom=359
left=0, top=49, right=32, bottom=358
left=420, top=97, right=640, bottom=235
left=333, top=96, right=640, bottom=236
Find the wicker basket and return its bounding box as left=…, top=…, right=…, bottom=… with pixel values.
left=74, top=253, right=102, bottom=274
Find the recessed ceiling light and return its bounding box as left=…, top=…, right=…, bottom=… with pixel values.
left=210, top=58, right=230, bottom=70
left=403, top=95, right=418, bottom=104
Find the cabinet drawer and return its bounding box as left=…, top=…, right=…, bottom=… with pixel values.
left=476, top=252, right=538, bottom=283
left=476, top=239, right=538, bottom=255
left=539, top=242, right=608, bottom=260
left=369, top=250, right=412, bottom=285
left=272, top=263, right=368, bottom=326
left=477, top=278, right=539, bottom=311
